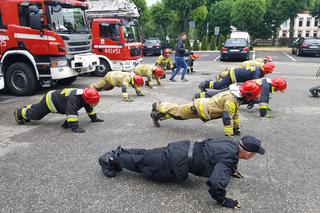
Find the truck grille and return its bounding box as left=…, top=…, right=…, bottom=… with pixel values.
left=130, top=47, right=141, bottom=57
left=68, top=41, right=90, bottom=46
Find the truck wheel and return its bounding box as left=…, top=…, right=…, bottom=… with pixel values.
left=55, top=76, right=77, bottom=86
left=5, top=62, right=38, bottom=96
left=94, top=59, right=111, bottom=77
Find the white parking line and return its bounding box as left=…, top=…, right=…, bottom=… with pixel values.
left=252, top=51, right=256, bottom=60
left=282, top=52, right=297, bottom=61
left=214, top=55, right=220, bottom=61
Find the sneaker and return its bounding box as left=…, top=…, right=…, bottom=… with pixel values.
left=169, top=79, right=176, bottom=82
left=181, top=79, right=188, bottom=82
left=150, top=111, right=160, bottom=127
left=98, top=153, right=117, bottom=177
left=14, top=110, right=24, bottom=125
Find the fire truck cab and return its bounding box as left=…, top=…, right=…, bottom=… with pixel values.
left=0, top=0, right=99, bottom=95
left=86, top=0, right=143, bottom=77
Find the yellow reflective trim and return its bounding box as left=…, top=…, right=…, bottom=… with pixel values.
left=226, top=101, right=236, bottom=113
left=209, top=81, right=214, bottom=89
left=259, top=105, right=268, bottom=109
left=46, top=91, right=57, bottom=113
left=67, top=118, right=79, bottom=122
left=110, top=76, right=115, bottom=86
left=229, top=69, right=236, bottom=83
left=250, top=67, right=255, bottom=72
left=199, top=99, right=211, bottom=120
left=22, top=108, right=28, bottom=120
left=200, top=92, right=205, bottom=98
left=271, top=87, right=275, bottom=93
left=88, top=111, right=96, bottom=116
left=224, top=127, right=233, bottom=130
left=234, top=118, right=240, bottom=123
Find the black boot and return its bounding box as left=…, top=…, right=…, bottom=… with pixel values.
left=309, top=88, right=319, bottom=97
left=14, top=109, right=24, bottom=125
left=152, top=102, right=158, bottom=112
left=150, top=111, right=160, bottom=127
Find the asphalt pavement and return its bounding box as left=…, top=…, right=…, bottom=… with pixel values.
left=0, top=51, right=320, bottom=213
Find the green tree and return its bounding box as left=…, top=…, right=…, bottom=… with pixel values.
left=190, top=5, right=208, bottom=38
left=193, top=39, right=200, bottom=50
left=132, top=0, right=151, bottom=25
left=311, top=0, right=320, bottom=19
left=162, top=0, right=206, bottom=33
left=231, top=0, right=267, bottom=38
left=209, top=35, right=215, bottom=50
left=185, top=38, right=191, bottom=50
left=208, top=0, right=233, bottom=36
left=217, top=35, right=225, bottom=50
left=201, top=36, right=208, bottom=50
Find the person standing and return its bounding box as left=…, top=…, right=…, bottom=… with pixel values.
left=170, top=32, right=189, bottom=82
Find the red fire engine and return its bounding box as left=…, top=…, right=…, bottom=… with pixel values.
left=86, top=0, right=143, bottom=77
left=0, top=0, right=99, bottom=95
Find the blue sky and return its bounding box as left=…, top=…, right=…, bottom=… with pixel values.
left=146, top=0, right=159, bottom=6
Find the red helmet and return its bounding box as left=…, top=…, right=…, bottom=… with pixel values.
left=153, top=67, right=164, bottom=78
left=163, top=48, right=172, bottom=57
left=82, top=88, right=100, bottom=105
left=239, top=80, right=261, bottom=101
left=261, top=63, right=275, bottom=75
left=133, top=74, right=144, bottom=86
left=191, top=53, right=199, bottom=60
left=271, top=77, right=287, bottom=92
left=264, top=56, right=272, bottom=62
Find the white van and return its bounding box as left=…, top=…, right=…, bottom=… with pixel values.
left=230, top=32, right=250, bottom=44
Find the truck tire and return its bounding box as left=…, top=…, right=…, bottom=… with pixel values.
left=94, top=59, right=111, bottom=77
left=55, top=76, right=77, bottom=86
left=5, top=62, right=38, bottom=96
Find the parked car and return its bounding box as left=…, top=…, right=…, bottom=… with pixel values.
left=292, top=37, right=320, bottom=56
left=220, top=38, right=250, bottom=61
left=230, top=31, right=251, bottom=44
left=143, top=38, right=162, bottom=56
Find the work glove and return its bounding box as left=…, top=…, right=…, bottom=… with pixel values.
left=71, top=126, right=85, bottom=133
left=137, top=93, right=145, bottom=96
left=247, top=102, right=255, bottom=109
left=232, top=171, right=244, bottom=178
left=233, top=128, right=241, bottom=136
left=221, top=198, right=241, bottom=209
left=198, top=82, right=207, bottom=92
left=91, top=117, right=104, bottom=122
left=62, top=120, right=69, bottom=129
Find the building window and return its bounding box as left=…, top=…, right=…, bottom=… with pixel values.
left=306, top=31, right=310, bottom=37
left=299, top=18, right=303, bottom=27
left=314, top=32, right=318, bottom=38
left=306, top=18, right=311, bottom=27
left=298, top=31, right=302, bottom=37
left=282, top=30, right=287, bottom=37
left=315, top=20, right=319, bottom=27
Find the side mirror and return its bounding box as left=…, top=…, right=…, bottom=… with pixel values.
left=30, top=12, right=42, bottom=30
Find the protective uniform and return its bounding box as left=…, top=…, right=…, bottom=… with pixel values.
left=186, top=52, right=199, bottom=73
left=239, top=58, right=264, bottom=69
left=199, top=63, right=275, bottom=91
left=13, top=88, right=102, bottom=133
left=98, top=136, right=265, bottom=209
left=156, top=55, right=174, bottom=71
left=196, top=78, right=287, bottom=117
left=89, top=71, right=143, bottom=101
left=134, top=64, right=163, bottom=88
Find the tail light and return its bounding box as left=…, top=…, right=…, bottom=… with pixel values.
left=154, top=44, right=161, bottom=48
left=221, top=47, right=228, bottom=53
left=301, top=45, right=309, bottom=48
left=58, top=45, right=65, bottom=53
left=242, top=47, right=249, bottom=53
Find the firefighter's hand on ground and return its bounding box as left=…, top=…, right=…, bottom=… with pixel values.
left=91, top=118, right=104, bottom=122
left=232, top=171, right=244, bottom=178
left=137, top=93, right=145, bottom=96
left=221, top=198, right=241, bottom=209
left=62, top=120, right=68, bottom=129
left=71, top=126, right=85, bottom=133
left=233, top=128, right=241, bottom=136
left=199, top=82, right=206, bottom=92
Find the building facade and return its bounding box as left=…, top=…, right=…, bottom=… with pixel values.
left=279, top=12, right=319, bottom=38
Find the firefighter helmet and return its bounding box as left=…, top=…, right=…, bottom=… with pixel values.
left=133, top=74, right=144, bottom=86
left=163, top=48, right=172, bottom=57
left=261, top=63, right=275, bottom=75
left=264, top=56, right=272, bottom=62
left=153, top=67, right=164, bottom=78
left=271, top=77, right=287, bottom=92
left=82, top=88, right=100, bottom=105
left=191, top=53, right=199, bottom=60
left=239, top=80, right=261, bottom=101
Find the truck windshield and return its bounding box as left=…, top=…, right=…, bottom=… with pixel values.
left=122, top=25, right=141, bottom=43
left=49, top=6, right=89, bottom=34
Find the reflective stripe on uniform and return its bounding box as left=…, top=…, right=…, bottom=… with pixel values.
left=61, top=88, right=75, bottom=96
left=234, top=117, right=240, bottom=124
left=200, top=92, right=205, bottom=98
left=226, top=101, right=236, bottom=113
left=110, top=76, right=115, bottom=86
left=199, top=99, right=211, bottom=121
left=67, top=115, right=78, bottom=122
left=209, top=81, right=214, bottom=89
left=224, top=126, right=233, bottom=135
left=259, top=104, right=268, bottom=109
left=87, top=111, right=96, bottom=116
left=250, top=67, right=255, bottom=72
left=21, top=104, right=32, bottom=119
left=229, top=68, right=237, bottom=83
left=46, top=91, right=58, bottom=113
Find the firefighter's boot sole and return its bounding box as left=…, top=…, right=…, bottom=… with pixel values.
left=150, top=111, right=160, bottom=128
left=98, top=154, right=117, bottom=178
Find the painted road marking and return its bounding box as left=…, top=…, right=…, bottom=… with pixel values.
left=252, top=51, right=256, bottom=60
left=214, top=55, right=220, bottom=61
left=283, top=52, right=297, bottom=61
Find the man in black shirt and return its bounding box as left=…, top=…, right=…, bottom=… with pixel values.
left=169, top=32, right=189, bottom=82
left=98, top=135, right=265, bottom=209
